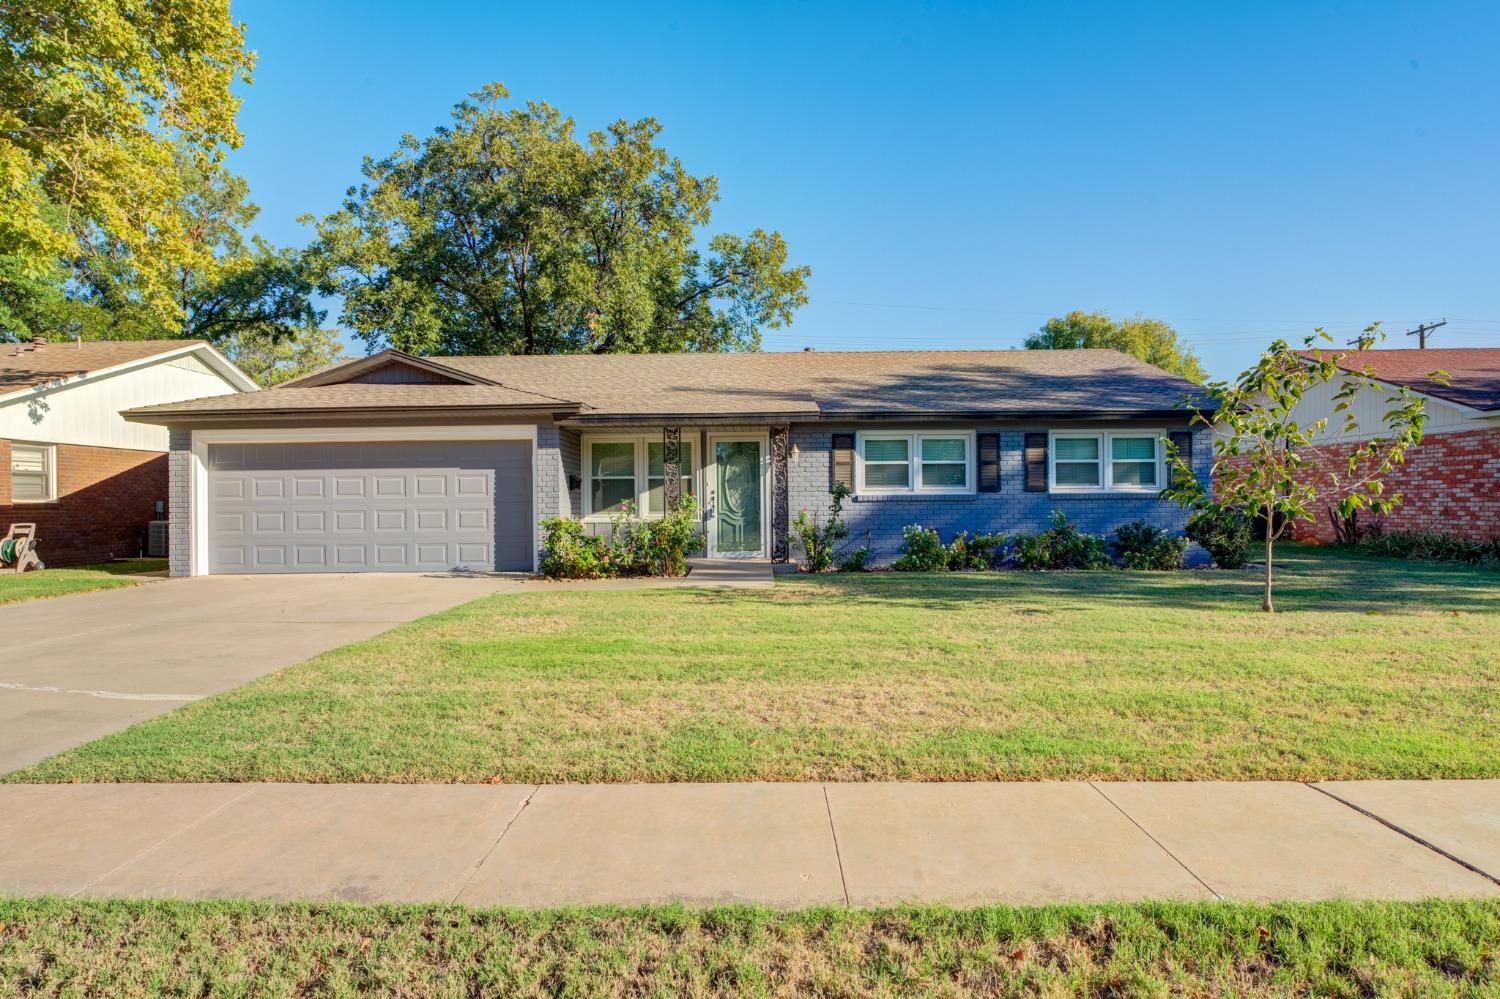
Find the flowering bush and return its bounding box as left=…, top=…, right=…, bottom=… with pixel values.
left=1010, top=511, right=1111, bottom=570
left=791, top=482, right=851, bottom=572
left=892, top=525, right=1005, bottom=572
left=540, top=496, right=702, bottom=579
left=892, top=525, right=949, bottom=572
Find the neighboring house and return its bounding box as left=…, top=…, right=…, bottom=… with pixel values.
left=120, top=348, right=1213, bottom=576
left=1278, top=347, right=1500, bottom=543
left=0, top=338, right=257, bottom=565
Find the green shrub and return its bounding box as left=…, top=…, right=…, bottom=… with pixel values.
left=1010, top=511, right=1111, bottom=570
left=538, top=517, right=610, bottom=579
left=1185, top=506, right=1253, bottom=569
left=946, top=530, right=1004, bottom=570
left=1111, top=521, right=1188, bottom=570
left=1355, top=527, right=1500, bottom=568
left=791, top=482, right=851, bottom=572
left=539, top=497, right=702, bottom=579
left=837, top=546, right=871, bottom=572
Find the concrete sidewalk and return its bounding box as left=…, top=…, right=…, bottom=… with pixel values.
left=2, top=780, right=1496, bottom=907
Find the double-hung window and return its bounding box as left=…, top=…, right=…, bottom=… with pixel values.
left=1050, top=431, right=1161, bottom=492
left=645, top=440, right=694, bottom=516
left=10, top=443, right=54, bottom=502
left=589, top=441, right=638, bottom=514
left=584, top=436, right=696, bottom=517
left=856, top=432, right=973, bottom=494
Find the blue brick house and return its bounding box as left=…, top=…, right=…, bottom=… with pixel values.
left=126, top=348, right=1213, bottom=576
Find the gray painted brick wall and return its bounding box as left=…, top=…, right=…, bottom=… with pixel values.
left=535, top=424, right=565, bottom=566
left=559, top=426, right=581, bottom=516
left=168, top=426, right=192, bottom=577
left=787, top=424, right=1214, bottom=566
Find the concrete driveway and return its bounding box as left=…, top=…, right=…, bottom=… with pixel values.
left=0, top=573, right=524, bottom=774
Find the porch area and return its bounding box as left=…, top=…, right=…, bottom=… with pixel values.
left=557, top=424, right=792, bottom=563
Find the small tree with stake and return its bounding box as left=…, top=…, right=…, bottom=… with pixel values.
left=1164, top=324, right=1438, bottom=612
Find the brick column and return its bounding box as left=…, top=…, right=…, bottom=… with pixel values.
left=168, top=427, right=192, bottom=577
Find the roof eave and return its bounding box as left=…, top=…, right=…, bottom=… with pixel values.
left=122, top=402, right=583, bottom=426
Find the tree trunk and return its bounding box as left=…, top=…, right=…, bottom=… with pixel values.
left=1262, top=506, right=1275, bottom=613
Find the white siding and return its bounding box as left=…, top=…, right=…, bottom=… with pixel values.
left=0, top=351, right=242, bottom=452
left=1221, top=373, right=1488, bottom=445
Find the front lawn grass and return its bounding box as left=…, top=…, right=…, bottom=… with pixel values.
left=0, top=559, right=166, bottom=605
left=2, top=897, right=1497, bottom=997
left=10, top=546, right=1499, bottom=783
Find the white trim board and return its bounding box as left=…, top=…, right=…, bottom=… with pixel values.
left=705, top=431, right=771, bottom=558
left=0, top=342, right=257, bottom=408
left=187, top=424, right=539, bottom=576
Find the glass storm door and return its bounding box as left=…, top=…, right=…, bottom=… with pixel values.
left=709, top=437, right=764, bottom=557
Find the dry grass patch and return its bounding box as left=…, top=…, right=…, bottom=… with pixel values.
left=2, top=898, right=1497, bottom=998
left=9, top=546, right=1499, bottom=783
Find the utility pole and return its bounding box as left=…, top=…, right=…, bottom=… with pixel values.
left=1405, top=318, right=1447, bottom=349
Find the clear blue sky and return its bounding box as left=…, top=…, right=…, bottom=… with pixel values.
left=229, top=0, right=1500, bottom=379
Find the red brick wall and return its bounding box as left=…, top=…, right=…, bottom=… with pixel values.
left=0, top=440, right=168, bottom=566
left=1227, top=426, right=1500, bottom=543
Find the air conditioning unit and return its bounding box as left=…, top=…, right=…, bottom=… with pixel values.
left=146, top=520, right=169, bottom=558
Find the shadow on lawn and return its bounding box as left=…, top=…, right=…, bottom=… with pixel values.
left=734, top=548, right=1500, bottom=616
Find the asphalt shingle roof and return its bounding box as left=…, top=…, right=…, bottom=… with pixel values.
left=0, top=339, right=204, bottom=393
left=1302, top=348, right=1500, bottom=412
left=123, top=383, right=576, bottom=417
left=443, top=349, right=1206, bottom=418
left=123, top=348, right=1210, bottom=422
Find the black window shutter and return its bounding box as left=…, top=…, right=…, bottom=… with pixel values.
left=1168, top=430, right=1194, bottom=488
left=831, top=433, right=855, bottom=490
left=977, top=432, right=1000, bottom=492
left=1024, top=432, right=1048, bottom=492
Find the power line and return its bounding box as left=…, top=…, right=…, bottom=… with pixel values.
left=804, top=298, right=1500, bottom=326
left=1405, top=318, right=1448, bottom=349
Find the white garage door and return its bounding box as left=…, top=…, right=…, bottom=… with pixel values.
left=206, top=441, right=533, bottom=573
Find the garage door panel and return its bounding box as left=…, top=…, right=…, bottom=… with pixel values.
left=293, top=510, right=326, bottom=533
left=207, top=440, right=531, bottom=574
left=293, top=477, right=325, bottom=498
left=254, top=545, right=287, bottom=567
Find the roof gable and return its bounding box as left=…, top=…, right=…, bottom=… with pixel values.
left=0, top=339, right=256, bottom=399
left=287, top=350, right=494, bottom=388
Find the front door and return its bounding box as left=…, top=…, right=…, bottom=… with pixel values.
left=707, top=435, right=766, bottom=557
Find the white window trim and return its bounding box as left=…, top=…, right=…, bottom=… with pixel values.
left=581, top=434, right=698, bottom=521
left=1047, top=430, right=1165, bottom=494
left=854, top=430, right=976, bottom=496
left=9, top=441, right=57, bottom=503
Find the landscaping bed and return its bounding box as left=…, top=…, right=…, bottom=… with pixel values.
left=2, top=897, right=1496, bottom=998
left=10, top=546, right=1498, bottom=784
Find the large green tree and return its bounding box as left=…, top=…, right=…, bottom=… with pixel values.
left=304, top=83, right=810, bottom=356
left=1026, top=310, right=1208, bottom=382
left=2, top=152, right=338, bottom=386
left=0, top=0, right=255, bottom=326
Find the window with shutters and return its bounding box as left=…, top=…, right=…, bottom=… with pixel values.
left=1049, top=431, right=1163, bottom=493
left=10, top=443, right=55, bottom=502
left=855, top=431, right=974, bottom=495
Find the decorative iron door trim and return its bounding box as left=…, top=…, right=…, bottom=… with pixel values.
left=770, top=425, right=790, bottom=562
